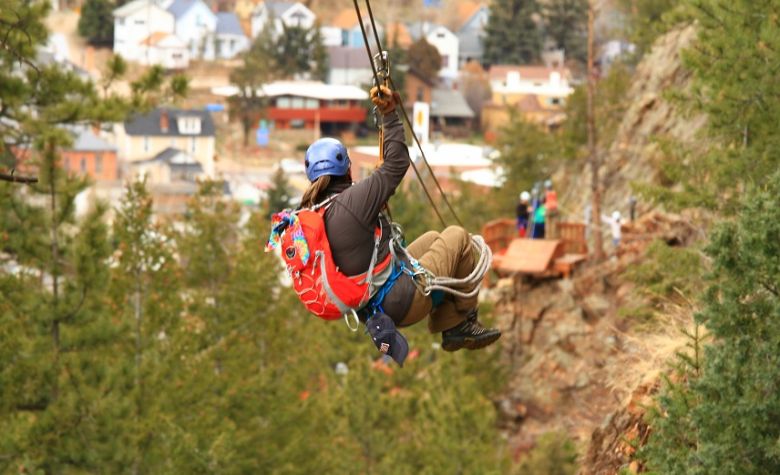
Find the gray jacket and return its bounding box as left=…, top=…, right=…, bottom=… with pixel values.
left=320, top=111, right=415, bottom=324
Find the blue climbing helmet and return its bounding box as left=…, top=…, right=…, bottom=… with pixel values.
left=305, top=138, right=350, bottom=182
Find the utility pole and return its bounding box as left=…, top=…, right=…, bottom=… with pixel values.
left=587, top=0, right=605, bottom=261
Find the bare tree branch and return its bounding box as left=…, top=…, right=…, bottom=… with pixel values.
left=0, top=169, right=37, bottom=183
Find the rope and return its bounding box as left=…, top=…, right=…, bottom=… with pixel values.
left=350, top=0, right=460, bottom=230
left=423, top=236, right=492, bottom=299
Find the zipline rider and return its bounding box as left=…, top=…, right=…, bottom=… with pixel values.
left=267, top=85, right=500, bottom=365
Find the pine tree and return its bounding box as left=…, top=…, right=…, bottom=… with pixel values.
left=109, top=179, right=184, bottom=472
left=78, top=0, right=115, bottom=46
left=544, top=0, right=587, bottom=64
left=642, top=172, right=780, bottom=473
left=644, top=1, right=780, bottom=215
left=483, top=0, right=543, bottom=66
left=265, top=166, right=293, bottom=216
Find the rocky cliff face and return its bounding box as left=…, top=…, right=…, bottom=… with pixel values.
left=493, top=213, right=696, bottom=468
left=495, top=27, right=706, bottom=473
left=560, top=26, right=705, bottom=219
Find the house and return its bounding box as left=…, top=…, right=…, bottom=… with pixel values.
left=137, top=32, right=190, bottom=69
left=430, top=88, right=475, bottom=136
left=251, top=1, right=316, bottom=38
left=113, top=0, right=175, bottom=63
left=212, top=80, right=368, bottom=135
left=62, top=126, right=119, bottom=181
left=167, top=0, right=218, bottom=60
left=327, top=46, right=373, bottom=87
left=404, top=66, right=436, bottom=109
left=216, top=12, right=250, bottom=58
left=131, top=147, right=205, bottom=184
left=116, top=108, right=216, bottom=177
left=456, top=2, right=489, bottom=66
left=481, top=93, right=566, bottom=133
left=408, top=22, right=460, bottom=81
left=488, top=65, right=574, bottom=106
left=331, top=8, right=382, bottom=48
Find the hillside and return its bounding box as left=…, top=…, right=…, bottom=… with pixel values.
left=494, top=26, right=705, bottom=472
left=560, top=26, right=705, bottom=217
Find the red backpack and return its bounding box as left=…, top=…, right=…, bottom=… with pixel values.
left=266, top=202, right=393, bottom=320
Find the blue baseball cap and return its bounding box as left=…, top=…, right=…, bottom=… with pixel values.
left=366, top=312, right=409, bottom=367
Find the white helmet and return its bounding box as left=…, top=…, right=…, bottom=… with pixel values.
left=612, top=210, right=622, bottom=220
left=520, top=191, right=531, bottom=201
left=544, top=179, right=553, bottom=189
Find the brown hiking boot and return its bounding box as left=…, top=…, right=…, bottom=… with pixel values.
left=441, top=310, right=501, bottom=352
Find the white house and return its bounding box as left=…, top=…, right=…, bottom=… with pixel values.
left=215, top=12, right=249, bottom=59
left=489, top=65, right=574, bottom=105
left=409, top=22, right=460, bottom=81
left=137, top=32, right=189, bottom=69
left=167, top=0, right=217, bottom=60
left=251, top=1, right=316, bottom=38
left=113, top=0, right=175, bottom=63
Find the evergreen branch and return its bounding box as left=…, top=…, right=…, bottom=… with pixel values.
left=15, top=401, right=47, bottom=411
left=0, top=169, right=37, bottom=183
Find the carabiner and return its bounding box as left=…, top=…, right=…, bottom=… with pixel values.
left=344, top=308, right=360, bottom=332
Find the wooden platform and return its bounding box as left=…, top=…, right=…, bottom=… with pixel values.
left=493, top=239, right=566, bottom=275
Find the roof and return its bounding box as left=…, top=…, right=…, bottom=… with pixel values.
left=216, top=12, right=245, bottom=36
left=489, top=65, right=572, bottom=82
left=515, top=94, right=544, bottom=113
left=327, top=46, right=371, bottom=69
left=332, top=8, right=358, bottom=29
left=456, top=1, right=483, bottom=28
left=140, top=32, right=169, bottom=46
left=385, top=22, right=412, bottom=48
left=211, top=81, right=368, bottom=101
left=124, top=108, right=216, bottom=137
left=408, top=22, right=450, bottom=42
left=68, top=126, right=116, bottom=152
left=263, top=1, right=297, bottom=17
left=431, top=88, right=475, bottom=119
left=167, top=0, right=202, bottom=20
left=141, top=147, right=204, bottom=171
left=114, top=0, right=154, bottom=18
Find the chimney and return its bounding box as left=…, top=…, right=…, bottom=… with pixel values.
left=160, top=109, right=169, bottom=133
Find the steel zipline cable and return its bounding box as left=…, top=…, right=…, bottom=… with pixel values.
left=351, top=0, right=465, bottom=229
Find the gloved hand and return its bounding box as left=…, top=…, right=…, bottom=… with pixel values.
left=370, top=85, right=400, bottom=115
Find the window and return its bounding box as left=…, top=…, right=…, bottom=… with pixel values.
left=277, top=97, right=291, bottom=108
left=172, top=53, right=182, bottom=60
left=436, top=32, right=445, bottom=39
left=416, top=87, right=424, bottom=101
left=550, top=98, right=561, bottom=106
left=305, top=99, right=318, bottom=109
left=95, top=154, right=103, bottom=173
left=290, top=119, right=305, bottom=129
left=134, top=19, right=145, bottom=25
left=80, top=157, right=87, bottom=173
left=291, top=97, right=304, bottom=109
left=190, top=137, right=196, bottom=153
left=143, top=136, right=149, bottom=153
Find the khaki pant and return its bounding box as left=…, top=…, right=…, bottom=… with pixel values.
left=400, top=226, right=478, bottom=333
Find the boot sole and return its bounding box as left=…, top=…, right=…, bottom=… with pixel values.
left=442, top=330, right=502, bottom=352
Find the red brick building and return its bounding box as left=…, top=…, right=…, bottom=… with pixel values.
left=61, top=126, right=118, bottom=181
